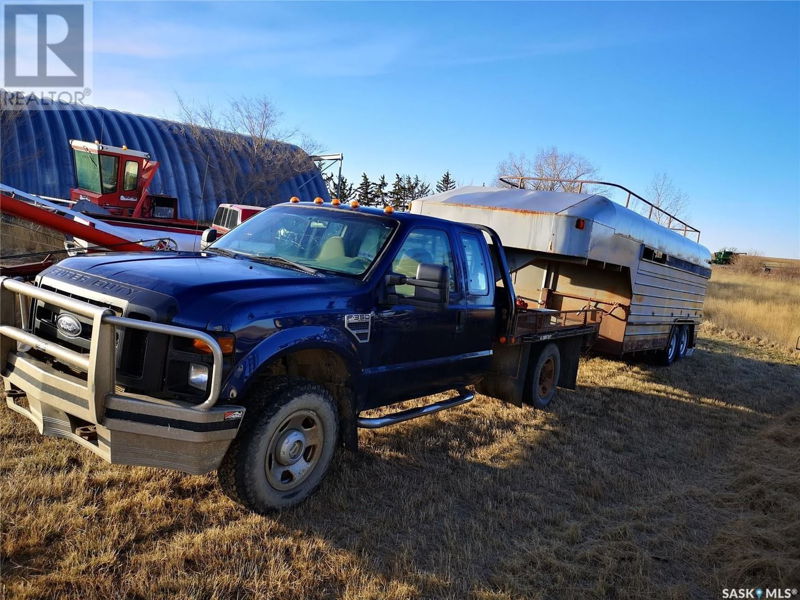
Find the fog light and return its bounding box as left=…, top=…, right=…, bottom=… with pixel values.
left=189, top=363, right=209, bottom=390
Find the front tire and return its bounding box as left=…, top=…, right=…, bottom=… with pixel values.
left=529, top=343, right=561, bottom=409
left=218, top=379, right=339, bottom=513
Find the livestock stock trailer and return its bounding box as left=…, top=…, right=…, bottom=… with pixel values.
left=411, top=179, right=713, bottom=362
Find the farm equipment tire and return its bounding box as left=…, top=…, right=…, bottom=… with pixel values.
left=217, top=378, right=339, bottom=513
left=529, top=343, right=561, bottom=409
left=658, top=327, right=679, bottom=366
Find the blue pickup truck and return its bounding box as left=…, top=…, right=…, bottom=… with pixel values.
left=1, top=200, right=599, bottom=512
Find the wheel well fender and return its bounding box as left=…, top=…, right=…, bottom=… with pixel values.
left=222, top=325, right=362, bottom=449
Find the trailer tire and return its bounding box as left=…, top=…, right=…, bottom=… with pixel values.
left=217, top=378, right=339, bottom=513
left=529, top=343, right=561, bottom=409
left=658, top=327, right=679, bottom=366
left=676, top=325, right=689, bottom=359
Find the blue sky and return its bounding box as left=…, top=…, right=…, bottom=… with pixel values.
left=90, top=1, right=800, bottom=258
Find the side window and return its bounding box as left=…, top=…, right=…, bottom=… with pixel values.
left=391, top=228, right=456, bottom=297
left=99, top=155, right=119, bottom=193
left=460, top=232, right=490, bottom=295
left=213, top=206, right=226, bottom=227
left=123, top=160, right=139, bottom=191
left=224, top=208, right=237, bottom=230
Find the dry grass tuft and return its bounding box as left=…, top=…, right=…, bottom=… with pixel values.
left=1, top=329, right=798, bottom=599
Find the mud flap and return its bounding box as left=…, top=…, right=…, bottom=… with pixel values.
left=475, top=343, right=531, bottom=406
left=555, top=336, right=583, bottom=390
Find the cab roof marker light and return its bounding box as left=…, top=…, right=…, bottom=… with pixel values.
left=289, top=196, right=300, bottom=203
left=384, top=205, right=394, bottom=214
left=350, top=200, right=359, bottom=209
left=313, top=197, right=324, bottom=205
left=331, top=198, right=341, bottom=206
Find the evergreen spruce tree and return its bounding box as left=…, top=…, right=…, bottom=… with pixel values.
left=412, top=175, right=431, bottom=199
left=436, top=170, right=456, bottom=193
left=372, top=175, right=388, bottom=206
left=390, top=174, right=406, bottom=210
left=336, top=176, right=354, bottom=202
left=356, top=173, right=372, bottom=205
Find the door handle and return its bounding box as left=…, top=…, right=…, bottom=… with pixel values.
left=456, top=309, right=466, bottom=333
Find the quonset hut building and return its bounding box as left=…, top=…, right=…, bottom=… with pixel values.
left=0, top=98, right=329, bottom=221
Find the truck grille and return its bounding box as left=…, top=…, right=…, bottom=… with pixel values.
left=33, top=285, right=148, bottom=378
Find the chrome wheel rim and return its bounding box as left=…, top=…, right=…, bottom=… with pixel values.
left=265, top=410, right=324, bottom=491
left=538, top=357, right=556, bottom=398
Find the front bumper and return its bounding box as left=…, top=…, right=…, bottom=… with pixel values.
left=1, top=277, right=244, bottom=475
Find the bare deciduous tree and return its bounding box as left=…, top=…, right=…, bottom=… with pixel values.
left=176, top=95, right=320, bottom=207
left=496, top=147, right=598, bottom=192
left=646, top=172, right=689, bottom=225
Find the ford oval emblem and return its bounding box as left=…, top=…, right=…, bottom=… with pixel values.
left=56, top=313, right=82, bottom=338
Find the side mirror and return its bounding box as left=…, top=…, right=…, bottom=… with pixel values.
left=412, top=263, right=449, bottom=305
left=383, top=264, right=449, bottom=307
left=200, top=228, right=218, bottom=250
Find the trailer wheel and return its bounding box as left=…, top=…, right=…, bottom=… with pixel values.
left=217, top=378, right=339, bottom=513
left=676, top=325, right=689, bottom=359
left=658, top=327, right=679, bottom=366
left=529, top=343, right=561, bottom=409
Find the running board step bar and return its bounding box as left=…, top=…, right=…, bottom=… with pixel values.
left=357, top=389, right=474, bottom=429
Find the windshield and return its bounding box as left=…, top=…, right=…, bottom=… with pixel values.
left=210, top=205, right=396, bottom=276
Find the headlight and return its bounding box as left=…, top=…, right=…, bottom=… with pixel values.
left=188, top=363, right=209, bottom=390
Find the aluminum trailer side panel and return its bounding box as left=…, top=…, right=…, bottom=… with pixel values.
left=625, top=258, right=710, bottom=352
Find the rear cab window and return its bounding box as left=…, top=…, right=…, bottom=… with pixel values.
left=459, top=232, right=491, bottom=296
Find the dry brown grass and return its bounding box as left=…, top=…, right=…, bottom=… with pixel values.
left=708, top=406, right=800, bottom=589
left=1, top=328, right=798, bottom=599
left=705, top=267, right=800, bottom=352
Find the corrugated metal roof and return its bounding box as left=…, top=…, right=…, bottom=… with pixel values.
left=0, top=98, right=329, bottom=221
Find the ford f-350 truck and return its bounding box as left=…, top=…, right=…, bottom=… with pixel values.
left=1, top=200, right=599, bottom=512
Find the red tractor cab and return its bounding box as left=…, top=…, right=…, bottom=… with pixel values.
left=69, top=140, right=190, bottom=223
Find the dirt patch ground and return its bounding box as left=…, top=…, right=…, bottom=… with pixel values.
left=1, top=326, right=797, bottom=600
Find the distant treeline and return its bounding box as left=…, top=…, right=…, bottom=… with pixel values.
left=324, top=171, right=457, bottom=210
